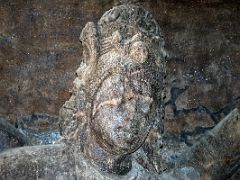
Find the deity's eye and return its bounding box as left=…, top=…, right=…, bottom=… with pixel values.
left=129, top=41, right=148, bottom=64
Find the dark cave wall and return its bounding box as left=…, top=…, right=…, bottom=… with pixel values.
left=0, top=0, right=239, bottom=140
left=147, top=0, right=240, bottom=143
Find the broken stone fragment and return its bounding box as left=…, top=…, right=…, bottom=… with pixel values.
left=0, top=109, right=239, bottom=179
left=16, top=113, right=61, bottom=145
left=0, top=144, right=153, bottom=179
left=176, top=108, right=240, bottom=180
left=0, top=117, right=29, bottom=152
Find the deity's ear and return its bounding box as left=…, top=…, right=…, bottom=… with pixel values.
left=80, top=22, right=99, bottom=65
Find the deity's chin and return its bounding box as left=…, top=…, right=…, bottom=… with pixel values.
left=111, top=139, right=144, bottom=155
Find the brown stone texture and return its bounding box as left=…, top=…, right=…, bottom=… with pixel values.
left=0, top=0, right=239, bottom=143
left=0, top=117, right=29, bottom=152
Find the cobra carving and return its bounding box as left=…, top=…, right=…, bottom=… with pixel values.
left=59, top=4, right=167, bottom=174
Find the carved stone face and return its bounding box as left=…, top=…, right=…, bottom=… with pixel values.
left=59, top=4, right=166, bottom=175
left=92, top=73, right=154, bottom=155
left=79, top=5, right=166, bottom=168
left=90, top=32, right=160, bottom=155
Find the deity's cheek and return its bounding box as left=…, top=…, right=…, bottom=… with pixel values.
left=91, top=105, right=132, bottom=153
left=92, top=105, right=120, bottom=134
left=129, top=41, right=148, bottom=64
left=131, top=95, right=153, bottom=114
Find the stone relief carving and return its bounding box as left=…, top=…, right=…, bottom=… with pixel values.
left=0, top=3, right=239, bottom=180
left=59, top=4, right=167, bottom=174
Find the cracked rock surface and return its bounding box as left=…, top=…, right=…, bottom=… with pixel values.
left=0, top=0, right=239, bottom=179
left=0, top=0, right=239, bottom=124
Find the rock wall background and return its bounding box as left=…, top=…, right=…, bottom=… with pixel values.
left=0, top=0, right=239, bottom=144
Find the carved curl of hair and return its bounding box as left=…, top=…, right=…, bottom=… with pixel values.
left=98, top=4, right=164, bottom=47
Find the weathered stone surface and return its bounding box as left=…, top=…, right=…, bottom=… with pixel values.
left=0, top=144, right=154, bottom=180
left=176, top=108, right=240, bottom=180
left=164, top=109, right=215, bottom=146
left=0, top=117, right=29, bottom=152
left=0, top=0, right=239, bottom=179
left=59, top=4, right=166, bottom=175
left=0, top=109, right=239, bottom=179
left=160, top=0, right=240, bottom=146
left=159, top=167, right=200, bottom=180
left=16, top=113, right=61, bottom=145
left=0, top=1, right=239, bottom=133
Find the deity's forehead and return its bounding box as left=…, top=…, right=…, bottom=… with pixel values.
left=97, top=4, right=164, bottom=47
